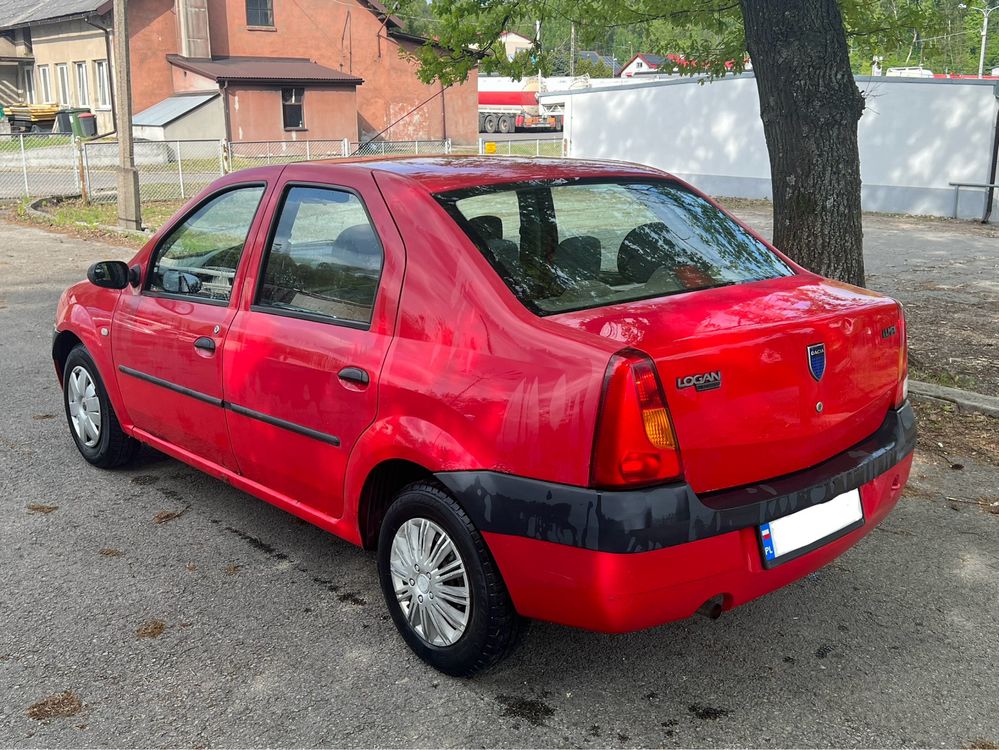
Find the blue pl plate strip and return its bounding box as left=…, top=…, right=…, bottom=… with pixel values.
left=760, top=522, right=777, bottom=562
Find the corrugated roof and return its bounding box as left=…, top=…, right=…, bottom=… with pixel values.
left=0, top=0, right=106, bottom=29
left=133, top=92, right=218, bottom=127
left=167, top=55, right=363, bottom=85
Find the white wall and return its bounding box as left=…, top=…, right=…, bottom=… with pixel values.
left=544, top=74, right=999, bottom=219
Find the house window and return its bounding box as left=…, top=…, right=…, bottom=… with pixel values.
left=282, top=87, right=304, bottom=129
left=38, top=65, right=52, bottom=103
left=74, top=62, right=89, bottom=106
left=23, top=67, right=35, bottom=104
left=56, top=63, right=70, bottom=105
left=94, top=60, right=111, bottom=108
left=246, top=0, right=274, bottom=27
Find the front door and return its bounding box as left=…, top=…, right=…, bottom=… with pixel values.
left=113, top=184, right=268, bottom=470
left=223, top=170, right=404, bottom=517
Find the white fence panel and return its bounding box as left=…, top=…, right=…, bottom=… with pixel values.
left=546, top=73, right=999, bottom=219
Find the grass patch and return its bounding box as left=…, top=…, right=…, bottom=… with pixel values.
left=910, top=366, right=980, bottom=391
left=27, top=198, right=184, bottom=232
left=0, top=135, right=73, bottom=152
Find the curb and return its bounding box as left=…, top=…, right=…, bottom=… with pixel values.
left=909, top=380, right=999, bottom=418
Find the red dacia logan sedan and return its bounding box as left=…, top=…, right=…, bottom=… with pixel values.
left=54, top=157, right=914, bottom=676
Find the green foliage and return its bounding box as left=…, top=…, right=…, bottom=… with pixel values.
left=572, top=56, right=614, bottom=79
left=409, top=0, right=999, bottom=83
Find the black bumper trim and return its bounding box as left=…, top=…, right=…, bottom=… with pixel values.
left=435, top=402, right=916, bottom=554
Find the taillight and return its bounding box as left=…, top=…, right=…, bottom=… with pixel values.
left=591, top=349, right=683, bottom=488
left=893, top=304, right=908, bottom=407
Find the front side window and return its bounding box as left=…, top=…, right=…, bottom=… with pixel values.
left=440, top=180, right=794, bottom=315
left=149, top=186, right=265, bottom=302
left=257, top=186, right=383, bottom=325
left=246, top=0, right=274, bottom=26
left=74, top=62, right=89, bottom=106
left=282, top=87, right=304, bottom=129
left=56, top=63, right=69, bottom=105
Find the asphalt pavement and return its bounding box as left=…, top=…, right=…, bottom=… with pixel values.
left=1, top=217, right=997, bottom=748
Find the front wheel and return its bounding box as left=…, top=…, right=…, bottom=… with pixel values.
left=62, top=345, right=139, bottom=468
left=377, top=481, right=523, bottom=676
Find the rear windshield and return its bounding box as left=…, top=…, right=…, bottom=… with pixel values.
left=437, top=180, right=793, bottom=314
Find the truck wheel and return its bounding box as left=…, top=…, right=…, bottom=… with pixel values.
left=63, top=345, right=139, bottom=469
left=498, top=115, right=514, bottom=134
left=483, top=114, right=498, bottom=134
left=478, top=114, right=486, bottom=132
left=377, top=481, right=524, bottom=677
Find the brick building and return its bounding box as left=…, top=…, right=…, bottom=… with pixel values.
left=0, top=0, right=477, bottom=143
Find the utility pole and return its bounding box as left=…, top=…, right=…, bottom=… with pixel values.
left=570, top=23, right=576, bottom=77
left=961, top=2, right=999, bottom=78
left=112, top=0, right=141, bottom=229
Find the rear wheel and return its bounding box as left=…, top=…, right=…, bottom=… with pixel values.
left=498, top=114, right=514, bottom=134
left=482, top=114, right=498, bottom=134
left=377, top=481, right=523, bottom=676
left=63, top=345, right=139, bottom=469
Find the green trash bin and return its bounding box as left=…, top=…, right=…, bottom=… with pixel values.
left=55, top=107, right=89, bottom=136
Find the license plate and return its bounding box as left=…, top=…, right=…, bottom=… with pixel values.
left=759, top=489, right=864, bottom=568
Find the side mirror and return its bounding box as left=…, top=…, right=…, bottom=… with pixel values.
left=161, top=269, right=203, bottom=295
left=87, top=260, right=130, bottom=289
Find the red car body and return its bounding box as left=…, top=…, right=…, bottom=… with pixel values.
left=54, top=157, right=914, bottom=635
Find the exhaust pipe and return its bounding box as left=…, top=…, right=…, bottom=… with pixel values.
left=696, top=597, right=724, bottom=620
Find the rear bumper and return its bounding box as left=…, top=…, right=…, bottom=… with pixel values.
left=437, top=402, right=915, bottom=632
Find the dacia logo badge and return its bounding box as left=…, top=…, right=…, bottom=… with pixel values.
left=676, top=371, right=721, bottom=392
left=807, top=343, right=826, bottom=382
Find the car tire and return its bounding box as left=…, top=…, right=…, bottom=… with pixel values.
left=377, top=480, right=524, bottom=677
left=62, top=344, right=139, bottom=469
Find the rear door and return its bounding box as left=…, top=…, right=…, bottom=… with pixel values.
left=222, top=166, right=405, bottom=517
left=113, top=183, right=269, bottom=470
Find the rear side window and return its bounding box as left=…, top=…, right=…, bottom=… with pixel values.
left=439, top=180, right=793, bottom=315
left=256, top=186, right=383, bottom=325
left=149, top=185, right=265, bottom=303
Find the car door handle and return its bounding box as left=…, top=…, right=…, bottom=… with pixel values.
left=337, top=366, right=369, bottom=387
left=194, top=336, right=216, bottom=353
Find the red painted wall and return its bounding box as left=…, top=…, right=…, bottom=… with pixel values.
left=124, top=0, right=478, bottom=143
left=128, top=0, right=179, bottom=115
left=227, top=85, right=358, bottom=142
left=205, top=0, right=478, bottom=143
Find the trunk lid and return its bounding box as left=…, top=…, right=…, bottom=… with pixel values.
left=552, top=275, right=904, bottom=494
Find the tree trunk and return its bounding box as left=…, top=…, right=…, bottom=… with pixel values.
left=740, top=0, right=866, bottom=287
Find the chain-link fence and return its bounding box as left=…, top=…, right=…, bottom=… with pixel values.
left=350, top=139, right=451, bottom=157
left=0, top=135, right=557, bottom=205
left=476, top=138, right=566, bottom=157
left=227, top=138, right=350, bottom=171
left=83, top=139, right=226, bottom=202
left=0, top=133, right=80, bottom=200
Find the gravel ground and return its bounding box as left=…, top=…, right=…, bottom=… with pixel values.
left=1, top=218, right=997, bottom=748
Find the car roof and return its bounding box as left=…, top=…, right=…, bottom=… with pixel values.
left=313, top=156, right=674, bottom=194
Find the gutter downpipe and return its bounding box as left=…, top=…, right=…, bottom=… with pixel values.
left=85, top=14, right=117, bottom=136
left=221, top=79, right=232, bottom=142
